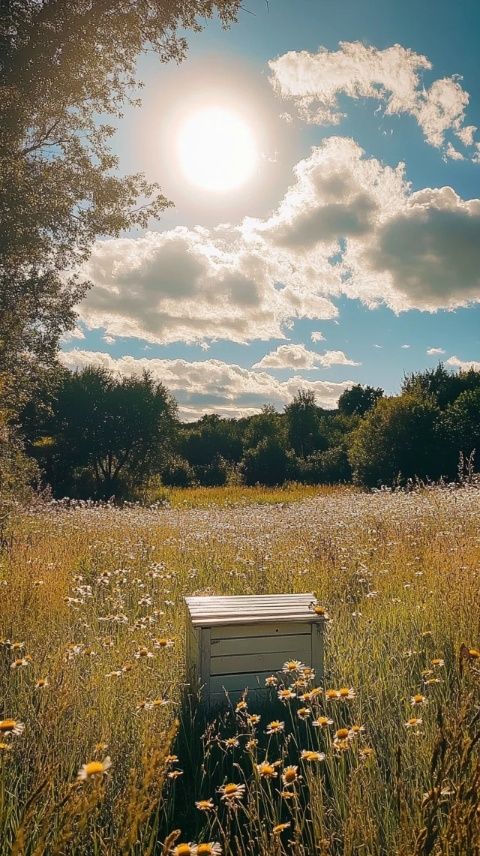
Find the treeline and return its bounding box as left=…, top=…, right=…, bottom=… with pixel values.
left=13, top=363, right=480, bottom=499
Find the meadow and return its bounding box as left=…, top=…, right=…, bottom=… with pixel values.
left=0, top=484, right=479, bottom=856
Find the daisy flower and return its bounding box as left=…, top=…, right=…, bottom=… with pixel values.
left=172, top=844, right=197, bottom=856
left=247, top=714, right=261, bottom=727
left=197, top=845, right=222, bottom=856
left=0, top=719, right=24, bottom=737
left=265, top=676, right=278, bottom=687
left=282, top=765, right=300, bottom=786
left=300, top=749, right=325, bottom=762
left=277, top=688, right=296, bottom=702
left=338, top=687, right=355, bottom=700
left=273, top=823, right=291, bottom=834
left=411, top=694, right=428, bottom=706
left=35, top=678, right=49, bottom=690
left=219, top=782, right=245, bottom=802
left=312, top=716, right=333, bottom=728
left=195, top=799, right=214, bottom=812
left=256, top=761, right=279, bottom=778
left=266, top=720, right=285, bottom=735
left=297, top=707, right=311, bottom=720
left=154, top=638, right=174, bottom=649
left=78, top=757, right=112, bottom=781
left=282, top=660, right=305, bottom=674
left=405, top=717, right=423, bottom=729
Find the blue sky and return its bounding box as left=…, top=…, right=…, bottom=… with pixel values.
left=62, top=0, right=480, bottom=418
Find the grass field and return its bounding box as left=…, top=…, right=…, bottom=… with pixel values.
left=0, top=485, right=479, bottom=855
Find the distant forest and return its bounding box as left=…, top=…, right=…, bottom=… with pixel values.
left=12, top=363, right=480, bottom=500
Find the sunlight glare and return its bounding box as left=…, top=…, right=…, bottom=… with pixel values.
left=178, top=107, right=257, bottom=192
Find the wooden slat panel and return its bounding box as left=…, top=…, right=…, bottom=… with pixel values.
left=210, top=671, right=277, bottom=694
left=210, top=632, right=310, bottom=657
left=210, top=641, right=311, bottom=676
left=210, top=688, right=269, bottom=708
left=210, top=621, right=312, bottom=640
left=195, top=614, right=318, bottom=627
left=200, top=627, right=211, bottom=697
left=311, top=621, right=324, bottom=683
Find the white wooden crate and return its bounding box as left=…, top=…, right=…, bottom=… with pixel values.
left=185, top=593, right=325, bottom=707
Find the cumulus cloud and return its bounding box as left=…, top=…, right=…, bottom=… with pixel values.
left=268, top=41, right=476, bottom=157
left=311, top=331, right=325, bottom=342
left=426, top=347, right=445, bottom=355
left=78, top=137, right=480, bottom=345
left=446, top=355, right=480, bottom=372
left=252, top=344, right=360, bottom=370
left=59, top=350, right=353, bottom=420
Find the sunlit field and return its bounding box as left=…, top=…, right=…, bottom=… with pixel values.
left=1, top=485, right=479, bottom=856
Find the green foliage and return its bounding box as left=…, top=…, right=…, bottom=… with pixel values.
left=162, top=456, right=196, bottom=488
left=298, top=446, right=352, bottom=485
left=36, top=367, right=177, bottom=498
left=348, top=393, right=442, bottom=487
left=0, top=0, right=241, bottom=407
left=241, top=438, right=289, bottom=486
left=402, top=364, right=480, bottom=409
left=338, top=383, right=383, bottom=416
left=442, top=387, right=480, bottom=465
left=285, top=390, right=325, bottom=458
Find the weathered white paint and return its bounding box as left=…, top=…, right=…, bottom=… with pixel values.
left=185, top=593, right=325, bottom=709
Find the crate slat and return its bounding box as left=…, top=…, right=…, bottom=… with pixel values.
left=210, top=632, right=310, bottom=657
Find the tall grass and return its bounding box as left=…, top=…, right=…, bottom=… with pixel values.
left=0, top=485, right=478, bottom=854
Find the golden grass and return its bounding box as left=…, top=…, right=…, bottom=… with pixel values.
left=0, top=486, right=478, bottom=855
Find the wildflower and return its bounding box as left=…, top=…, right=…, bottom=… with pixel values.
left=0, top=742, right=11, bottom=751
left=0, top=719, right=24, bottom=736
left=310, top=603, right=329, bottom=619
left=411, top=694, right=428, bottom=706
left=134, top=646, right=154, bottom=659
left=302, top=667, right=316, bottom=681
left=273, top=822, right=291, bottom=834
left=172, top=844, right=197, bottom=856
left=334, top=728, right=351, bottom=741
left=235, top=700, right=248, bottom=712
left=359, top=747, right=375, bottom=760
left=94, top=742, right=109, bottom=753
left=219, top=782, right=245, bottom=802
left=333, top=739, right=350, bottom=753
left=266, top=720, right=284, bottom=735
left=197, top=845, right=222, bottom=856
left=405, top=717, right=423, bottom=729
left=424, top=677, right=442, bottom=686
left=278, top=688, right=296, bottom=702
left=35, top=678, right=49, bottom=689
left=256, top=760, right=279, bottom=778
left=282, top=765, right=300, bottom=786
left=467, top=647, right=480, bottom=660
left=246, top=738, right=258, bottom=751
left=247, top=714, right=261, bottom=727
left=297, top=707, right=311, bottom=720
left=10, top=657, right=31, bottom=670
left=431, top=658, right=444, bottom=667
left=325, top=689, right=340, bottom=700
left=280, top=789, right=296, bottom=800
left=300, top=749, right=325, bottom=762
left=168, top=770, right=184, bottom=779
left=10, top=642, right=25, bottom=651
left=265, top=676, right=278, bottom=687
left=154, top=638, right=174, bottom=649
left=224, top=737, right=240, bottom=749
left=165, top=755, right=179, bottom=765
left=312, top=716, right=333, bottom=728
left=78, top=757, right=112, bottom=781
left=195, top=799, right=214, bottom=811
left=283, top=660, right=305, bottom=673
left=349, top=724, right=365, bottom=736
left=299, top=687, right=322, bottom=702
left=338, top=687, right=355, bottom=700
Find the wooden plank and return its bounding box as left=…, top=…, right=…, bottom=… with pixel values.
left=186, top=594, right=314, bottom=602
left=199, top=627, right=211, bottom=697
left=210, top=632, right=310, bottom=657
left=210, top=671, right=278, bottom=694
left=210, top=641, right=312, bottom=676
left=210, top=621, right=313, bottom=640
left=311, top=621, right=325, bottom=684
left=209, top=688, right=269, bottom=708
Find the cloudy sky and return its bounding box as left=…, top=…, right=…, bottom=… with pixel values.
left=62, top=0, right=480, bottom=419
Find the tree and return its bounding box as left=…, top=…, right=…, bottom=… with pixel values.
left=402, top=364, right=480, bottom=410
left=241, top=438, right=288, bottom=486
left=0, top=0, right=241, bottom=406
left=40, top=367, right=177, bottom=498
left=285, top=390, right=324, bottom=458
left=442, top=387, right=480, bottom=474
left=338, top=384, right=383, bottom=417
left=349, top=394, right=442, bottom=488
left=243, top=405, right=286, bottom=449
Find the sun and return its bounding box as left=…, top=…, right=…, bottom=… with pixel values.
left=177, top=107, right=257, bottom=192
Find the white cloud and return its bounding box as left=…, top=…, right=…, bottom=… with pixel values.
left=269, top=41, right=476, bottom=157
left=426, top=347, right=445, bottom=356
left=311, top=331, right=325, bottom=343
left=77, top=137, right=480, bottom=346
left=446, top=355, right=480, bottom=372
left=252, top=344, right=360, bottom=370
left=59, top=350, right=353, bottom=420
left=401, top=344, right=411, bottom=349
